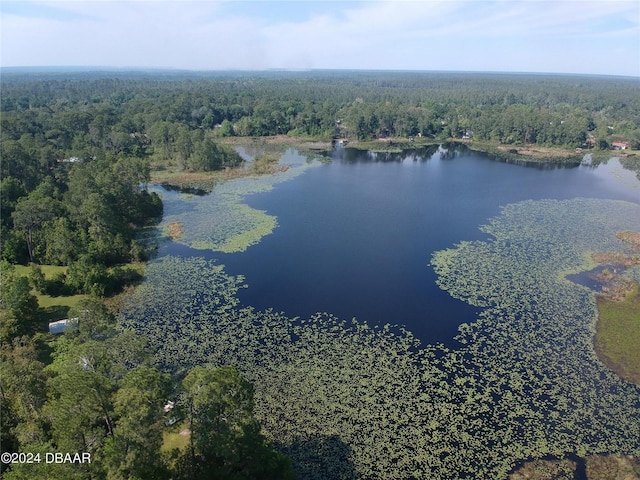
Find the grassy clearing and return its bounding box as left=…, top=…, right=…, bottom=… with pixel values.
left=37, top=294, right=89, bottom=323
left=13, top=265, right=87, bottom=322
left=161, top=425, right=190, bottom=454
left=13, top=263, right=144, bottom=322
left=13, top=264, right=67, bottom=278
left=595, top=283, right=640, bottom=386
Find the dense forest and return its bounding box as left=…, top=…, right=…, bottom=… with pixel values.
left=3, top=70, right=639, bottom=263
left=2, top=70, right=639, bottom=151
left=1, top=70, right=639, bottom=479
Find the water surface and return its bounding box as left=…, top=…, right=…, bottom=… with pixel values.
left=160, top=145, right=639, bottom=346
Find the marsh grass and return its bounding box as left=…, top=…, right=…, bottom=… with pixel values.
left=150, top=167, right=252, bottom=193
left=509, top=458, right=577, bottom=480
left=166, top=222, right=184, bottom=240
left=595, top=283, right=640, bottom=385
left=247, top=153, right=284, bottom=174
left=510, top=455, right=640, bottom=480
left=617, top=231, right=640, bottom=250
left=585, top=454, right=640, bottom=480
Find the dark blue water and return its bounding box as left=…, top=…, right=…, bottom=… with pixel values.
left=162, top=145, right=640, bottom=347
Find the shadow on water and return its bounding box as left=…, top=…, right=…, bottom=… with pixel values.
left=277, top=434, right=358, bottom=480
left=572, top=453, right=588, bottom=480
left=337, top=144, right=440, bottom=163
left=159, top=183, right=209, bottom=196
left=336, top=142, right=585, bottom=169
left=566, top=264, right=626, bottom=291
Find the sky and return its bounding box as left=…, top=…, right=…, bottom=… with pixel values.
left=1, top=0, right=639, bottom=76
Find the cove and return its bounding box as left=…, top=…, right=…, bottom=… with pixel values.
left=158, top=145, right=640, bottom=347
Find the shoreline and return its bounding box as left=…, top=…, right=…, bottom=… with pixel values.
left=224, top=134, right=637, bottom=163
left=152, top=135, right=632, bottom=191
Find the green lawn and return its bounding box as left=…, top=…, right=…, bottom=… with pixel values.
left=595, top=283, right=640, bottom=386
left=13, top=265, right=88, bottom=323
left=13, top=264, right=67, bottom=278
left=161, top=424, right=190, bottom=454
left=37, top=293, right=89, bottom=323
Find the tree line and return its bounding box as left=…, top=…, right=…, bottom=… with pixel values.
left=1, top=153, right=162, bottom=296
left=2, top=70, right=639, bottom=153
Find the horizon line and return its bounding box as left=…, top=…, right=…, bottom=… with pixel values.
left=2, top=65, right=639, bottom=79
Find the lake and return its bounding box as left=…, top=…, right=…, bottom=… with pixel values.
left=159, top=144, right=639, bottom=347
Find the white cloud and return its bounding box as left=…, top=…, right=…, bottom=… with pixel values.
left=1, top=0, right=638, bottom=75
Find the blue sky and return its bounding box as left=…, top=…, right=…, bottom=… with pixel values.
left=1, top=0, right=639, bottom=76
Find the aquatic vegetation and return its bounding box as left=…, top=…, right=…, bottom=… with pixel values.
left=118, top=256, right=246, bottom=371
left=154, top=152, right=319, bottom=253
left=430, top=199, right=640, bottom=469
left=120, top=198, right=640, bottom=479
